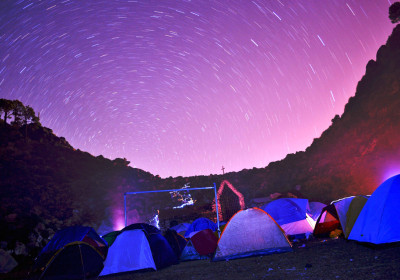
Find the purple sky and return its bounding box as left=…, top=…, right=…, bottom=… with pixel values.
left=0, top=0, right=395, bottom=178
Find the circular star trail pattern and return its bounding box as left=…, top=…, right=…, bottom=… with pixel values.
left=0, top=0, right=394, bottom=177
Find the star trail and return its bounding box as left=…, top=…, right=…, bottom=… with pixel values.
left=0, top=0, right=394, bottom=177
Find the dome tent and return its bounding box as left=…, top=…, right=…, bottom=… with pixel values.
left=213, top=208, right=292, bottom=261
left=349, top=175, right=400, bottom=244
left=262, top=198, right=314, bottom=237
left=28, top=226, right=107, bottom=280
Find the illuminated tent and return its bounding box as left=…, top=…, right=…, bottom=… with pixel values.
left=100, top=223, right=178, bottom=275
left=28, top=226, right=107, bottom=280
left=262, top=198, right=314, bottom=237
left=313, top=197, right=355, bottom=236
left=100, top=229, right=156, bottom=276
left=331, top=196, right=356, bottom=235
left=212, top=208, right=292, bottom=261
left=184, top=218, right=217, bottom=238
left=349, top=175, right=400, bottom=244
left=344, top=195, right=369, bottom=238
left=308, top=201, right=327, bottom=221
left=313, top=204, right=340, bottom=236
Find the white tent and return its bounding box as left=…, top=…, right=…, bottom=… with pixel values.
left=100, top=229, right=156, bottom=276
left=213, top=208, right=292, bottom=261
left=349, top=175, right=400, bottom=244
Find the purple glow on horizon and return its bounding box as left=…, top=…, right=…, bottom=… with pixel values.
left=0, top=1, right=394, bottom=178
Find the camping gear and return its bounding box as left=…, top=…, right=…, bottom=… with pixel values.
left=185, top=217, right=217, bottom=238
left=28, top=226, right=107, bottom=280
left=344, top=195, right=369, bottom=238
left=0, top=249, right=18, bottom=273
left=349, top=175, right=400, bottom=244
left=100, top=229, right=156, bottom=276
left=213, top=208, right=292, bottom=261
left=262, top=198, right=314, bottom=237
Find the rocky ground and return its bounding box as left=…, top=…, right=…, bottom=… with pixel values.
left=102, top=237, right=400, bottom=280
left=3, top=237, right=400, bottom=280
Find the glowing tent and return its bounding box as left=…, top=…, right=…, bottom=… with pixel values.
left=313, top=204, right=340, bottom=236
left=349, top=175, right=400, bottom=244
left=262, top=198, right=314, bottom=237
left=212, top=208, right=292, bottom=261
left=313, top=196, right=356, bottom=236
left=100, top=229, right=156, bottom=276
left=308, top=201, right=327, bottom=221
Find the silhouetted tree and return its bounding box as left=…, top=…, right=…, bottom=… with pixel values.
left=0, top=98, right=14, bottom=124
left=11, top=100, right=25, bottom=126
left=22, top=105, right=40, bottom=126
left=389, top=2, right=400, bottom=23
left=0, top=99, right=40, bottom=128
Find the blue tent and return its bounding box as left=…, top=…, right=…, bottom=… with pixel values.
left=348, top=174, right=400, bottom=244
left=102, top=223, right=178, bottom=274
left=262, top=198, right=309, bottom=225
left=40, top=226, right=107, bottom=254
left=184, top=218, right=217, bottom=238
left=262, top=198, right=314, bottom=237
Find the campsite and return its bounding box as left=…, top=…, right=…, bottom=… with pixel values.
left=1, top=3, right=400, bottom=280
left=2, top=174, right=400, bottom=280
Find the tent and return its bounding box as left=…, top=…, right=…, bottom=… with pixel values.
left=184, top=218, right=217, bottom=238
left=349, top=175, right=400, bottom=244
left=262, top=198, right=314, bottom=237
left=170, top=223, right=190, bottom=236
left=313, top=197, right=356, bottom=236
left=213, top=208, right=292, bottom=261
left=308, top=201, right=327, bottom=221
left=344, top=196, right=369, bottom=238
left=163, top=229, right=187, bottom=259
left=102, top=230, right=120, bottom=247
left=313, top=204, right=340, bottom=236
left=180, top=240, right=208, bottom=261
left=100, top=229, right=156, bottom=276
left=331, top=196, right=356, bottom=235
left=100, top=223, right=178, bottom=275
left=28, top=226, right=107, bottom=280
left=190, top=229, right=218, bottom=256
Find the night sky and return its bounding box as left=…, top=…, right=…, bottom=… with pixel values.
left=0, top=0, right=394, bottom=178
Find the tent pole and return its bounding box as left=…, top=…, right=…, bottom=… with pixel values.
left=214, top=182, right=221, bottom=237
